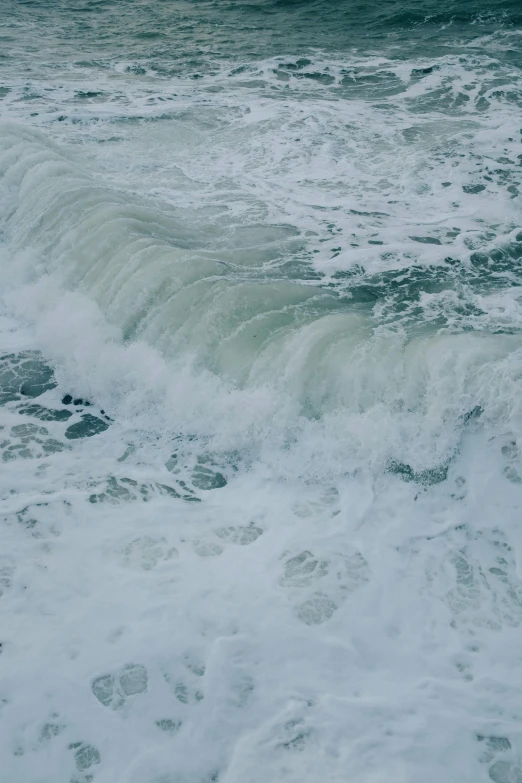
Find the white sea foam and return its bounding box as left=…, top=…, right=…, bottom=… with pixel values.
left=1, top=17, right=522, bottom=783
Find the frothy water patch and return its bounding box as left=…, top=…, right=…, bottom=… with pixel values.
left=1, top=267, right=522, bottom=781
left=1, top=2, right=522, bottom=779
left=0, top=322, right=521, bottom=783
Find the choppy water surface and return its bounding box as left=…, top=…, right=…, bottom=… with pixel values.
left=1, top=2, right=522, bottom=781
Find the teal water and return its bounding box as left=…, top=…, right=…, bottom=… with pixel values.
left=1, top=2, right=522, bottom=782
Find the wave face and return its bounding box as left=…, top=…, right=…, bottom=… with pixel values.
left=1, top=2, right=522, bottom=782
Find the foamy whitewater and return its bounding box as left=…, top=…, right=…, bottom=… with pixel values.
left=1, top=2, right=522, bottom=781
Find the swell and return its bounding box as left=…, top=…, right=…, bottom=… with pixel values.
left=1, top=123, right=521, bottom=482
left=2, top=0, right=520, bottom=79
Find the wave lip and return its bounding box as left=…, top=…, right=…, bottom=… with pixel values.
left=1, top=124, right=521, bottom=484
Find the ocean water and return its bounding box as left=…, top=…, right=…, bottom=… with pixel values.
left=0, top=1, right=522, bottom=781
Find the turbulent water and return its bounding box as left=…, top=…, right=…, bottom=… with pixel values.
left=1, top=1, right=522, bottom=781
